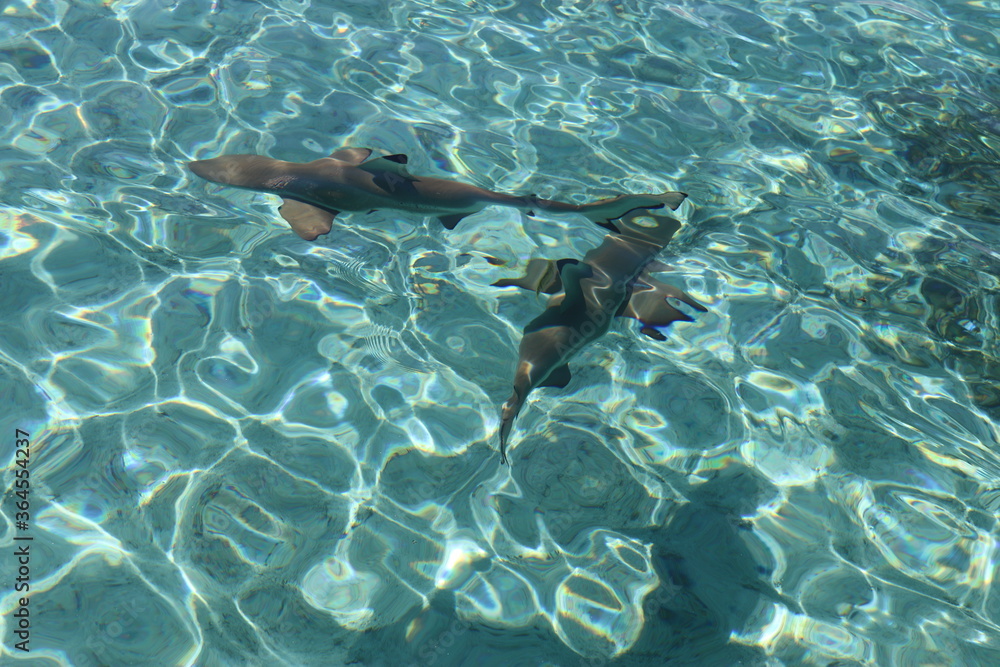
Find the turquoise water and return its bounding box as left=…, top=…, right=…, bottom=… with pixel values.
left=1, top=0, right=999, bottom=664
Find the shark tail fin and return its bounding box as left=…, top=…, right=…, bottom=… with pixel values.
left=499, top=391, right=524, bottom=465
left=655, top=191, right=688, bottom=211
left=581, top=191, right=688, bottom=226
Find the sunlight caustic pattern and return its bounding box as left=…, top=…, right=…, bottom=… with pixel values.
left=2, top=0, right=1000, bottom=665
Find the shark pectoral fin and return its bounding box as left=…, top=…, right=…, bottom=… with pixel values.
left=438, top=213, right=470, bottom=230
left=635, top=271, right=707, bottom=312
left=620, top=292, right=691, bottom=335
left=279, top=198, right=338, bottom=240
left=621, top=276, right=707, bottom=334
left=490, top=258, right=565, bottom=294
left=329, top=147, right=374, bottom=164
left=540, top=364, right=573, bottom=389
left=580, top=191, right=688, bottom=227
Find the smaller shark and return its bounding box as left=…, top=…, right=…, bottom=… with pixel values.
left=493, top=209, right=707, bottom=464
left=188, top=147, right=687, bottom=239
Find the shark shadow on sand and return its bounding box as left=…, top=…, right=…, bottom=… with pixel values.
left=492, top=209, right=708, bottom=464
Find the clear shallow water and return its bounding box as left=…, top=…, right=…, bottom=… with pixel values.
left=1, top=0, right=999, bottom=664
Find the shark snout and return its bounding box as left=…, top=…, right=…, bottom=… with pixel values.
left=188, top=155, right=284, bottom=189
left=187, top=157, right=230, bottom=183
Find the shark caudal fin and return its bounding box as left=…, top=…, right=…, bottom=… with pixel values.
left=188, top=155, right=289, bottom=190
left=580, top=191, right=688, bottom=225
left=647, top=191, right=688, bottom=210
left=498, top=392, right=523, bottom=465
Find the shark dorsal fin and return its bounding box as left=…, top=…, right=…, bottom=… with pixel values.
left=328, top=148, right=374, bottom=164
left=360, top=154, right=412, bottom=177
left=381, top=153, right=409, bottom=165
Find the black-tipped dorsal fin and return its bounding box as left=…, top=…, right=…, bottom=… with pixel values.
left=279, top=198, right=338, bottom=241
left=540, top=364, right=572, bottom=389
left=328, top=147, right=374, bottom=164
left=380, top=153, right=408, bottom=165
left=359, top=154, right=412, bottom=176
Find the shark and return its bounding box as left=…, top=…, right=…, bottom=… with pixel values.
left=492, top=209, right=707, bottom=464
left=188, top=147, right=687, bottom=240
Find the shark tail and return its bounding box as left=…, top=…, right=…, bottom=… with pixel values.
left=188, top=155, right=290, bottom=191
left=580, top=191, right=688, bottom=224
left=530, top=191, right=688, bottom=229
left=498, top=392, right=523, bottom=465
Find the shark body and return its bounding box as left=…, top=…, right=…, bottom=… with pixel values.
left=493, top=210, right=707, bottom=464
left=188, top=147, right=687, bottom=239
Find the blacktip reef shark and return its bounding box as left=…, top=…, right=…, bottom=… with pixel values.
left=188, top=147, right=687, bottom=240
left=493, top=209, right=707, bottom=464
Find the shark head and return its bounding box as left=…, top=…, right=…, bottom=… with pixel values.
left=188, top=155, right=293, bottom=190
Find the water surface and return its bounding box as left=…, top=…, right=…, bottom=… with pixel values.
left=2, top=0, right=1000, bottom=665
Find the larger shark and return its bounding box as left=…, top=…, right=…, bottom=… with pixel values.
left=188, top=147, right=687, bottom=240
left=493, top=209, right=707, bottom=464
